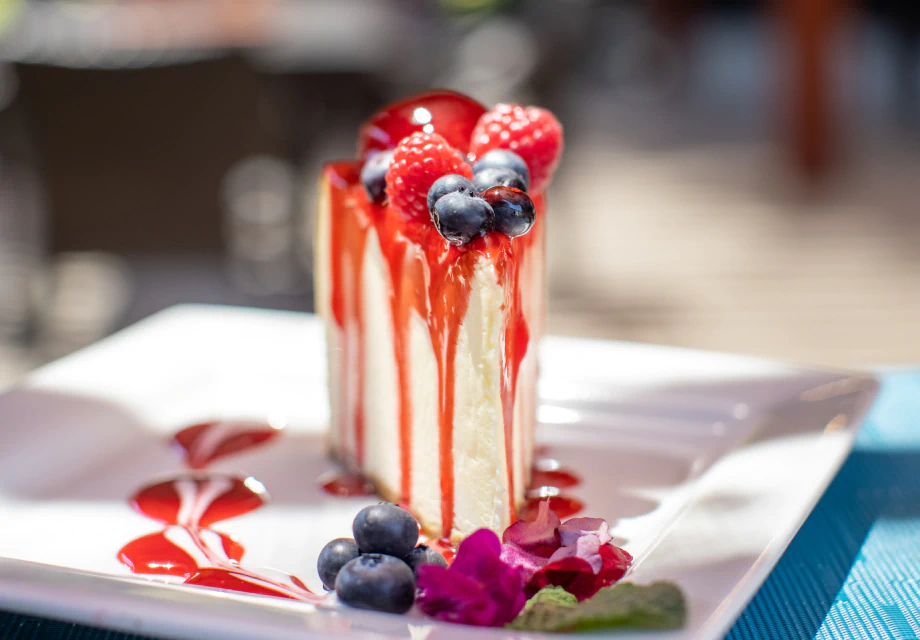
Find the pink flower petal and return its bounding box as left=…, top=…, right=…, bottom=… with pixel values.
left=557, top=517, right=611, bottom=547
left=502, top=500, right=561, bottom=558
left=500, top=542, right=547, bottom=580
left=548, top=533, right=604, bottom=573
left=450, top=529, right=500, bottom=580
left=416, top=565, right=501, bottom=625
left=417, top=529, right=526, bottom=627
left=529, top=543, right=633, bottom=601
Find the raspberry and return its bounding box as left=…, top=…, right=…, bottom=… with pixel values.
left=385, top=132, right=473, bottom=221
left=469, top=104, right=563, bottom=192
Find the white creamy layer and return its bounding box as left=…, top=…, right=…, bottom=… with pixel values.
left=360, top=229, right=401, bottom=494
left=448, top=257, right=511, bottom=537
left=316, top=176, right=531, bottom=539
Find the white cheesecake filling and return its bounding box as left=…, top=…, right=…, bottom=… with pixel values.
left=316, top=173, right=535, bottom=539
left=409, top=311, right=441, bottom=535
left=360, top=228, right=401, bottom=494
left=449, top=259, right=512, bottom=538
left=353, top=230, right=514, bottom=538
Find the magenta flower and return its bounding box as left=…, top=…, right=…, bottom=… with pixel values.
left=500, top=501, right=633, bottom=601
left=557, top=517, right=612, bottom=548
left=550, top=517, right=613, bottom=573
left=416, top=529, right=526, bottom=627
left=502, top=499, right=560, bottom=557
left=531, top=543, right=632, bottom=600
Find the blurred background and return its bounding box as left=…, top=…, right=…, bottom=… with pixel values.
left=1, top=0, right=919, bottom=386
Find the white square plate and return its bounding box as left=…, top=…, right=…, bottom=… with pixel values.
left=0, top=305, right=877, bottom=639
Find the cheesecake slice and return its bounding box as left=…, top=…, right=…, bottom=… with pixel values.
left=315, top=92, right=560, bottom=542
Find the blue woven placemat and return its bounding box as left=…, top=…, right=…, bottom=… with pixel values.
left=2, top=371, right=916, bottom=640
left=729, top=370, right=920, bottom=640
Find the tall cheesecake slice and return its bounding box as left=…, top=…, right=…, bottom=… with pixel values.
left=315, top=91, right=562, bottom=542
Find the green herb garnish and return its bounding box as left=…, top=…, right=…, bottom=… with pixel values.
left=507, top=582, right=687, bottom=633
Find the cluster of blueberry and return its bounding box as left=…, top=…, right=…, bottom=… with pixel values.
left=428, top=149, right=536, bottom=246
left=360, top=147, right=537, bottom=247
left=316, top=502, right=447, bottom=614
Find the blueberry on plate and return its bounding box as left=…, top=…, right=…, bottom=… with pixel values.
left=403, top=545, right=449, bottom=574
left=317, top=537, right=360, bottom=591
left=431, top=192, right=494, bottom=246
left=427, top=174, right=476, bottom=215
left=353, top=503, right=419, bottom=558
left=472, top=167, right=527, bottom=193
left=473, top=149, right=530, bottom=190
left=335, top=554, right=416, bottom=614
left=481, top=186, right=536, bottom=238
left=361, top=149, right=394, bottom=204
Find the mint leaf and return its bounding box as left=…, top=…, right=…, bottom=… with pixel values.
left=570, top=582, right=686, bottom=632
left=506, top=582, right=686, bottom=633
left=506, top=595, right=579, bottom=631
left=524, top=586, right=577, bottom=611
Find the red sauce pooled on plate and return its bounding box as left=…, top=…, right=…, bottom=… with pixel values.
left=320, top=472, right=377, bottom=497
left=171, top=421, right=281, bottom=469
left=118, top=425, right=323, bottom=603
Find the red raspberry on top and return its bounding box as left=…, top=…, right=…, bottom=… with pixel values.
left=469, top=104, right=563, bottom=193
left=385, top=132, right=473, bottom=221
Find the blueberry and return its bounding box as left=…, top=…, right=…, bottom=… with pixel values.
left=472, top=167, right=527, bottom=193
left=427, top=174, right=476, bottom=215
left=481, top=186, right=536, bottom=238
left=353, top=503, right=419, bottom=558
left=473, top=150, right=530, bottom=190
left=403, top=545, right=449, bottom=574
left=317, top=538, right=360, bottom=591
left=361, top=149, right=394, bottom=204
left=432, top=192, right=494, bottom=246
left=335, top=554, right=416, bottom=614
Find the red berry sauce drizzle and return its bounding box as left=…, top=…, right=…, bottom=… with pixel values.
left=117, top=421, right=324, bottom=602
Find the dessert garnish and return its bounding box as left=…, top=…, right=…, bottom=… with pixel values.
left=481, top=185, right=535, bottom=237
left=317, top=538, right=360, bottom=591
left=359, top=149, right=394, bottom=204
left=320, top=500, right=687, bottom=632
left=473, top=149, right=531, bottom=190
left=421, top=143, right=539, bottom=246
left=430, top=190, right=495, bottom=246
left=336, top=553, right=417, bottom=614
left=471, top=166, right=527, bottom=193
left=507, top=582, right=687, bottom=632
left=408, top=127, right=544, bottom=246
left=501, top=500, right=631, bottom=600
left=352, top=502, right=421, bottom=558
left=403, top=545, right=449, bottom=573
left=358, top=97, right=559, bottom=248
left=469, top=103, right=563, bottom=192
left=426, top=173, right=476, bottom=212
left=317, top=502, right=447, bottom=614
left=383, top=131, right=473, bottom=221
left=416, top=529, right=527, bottom=627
